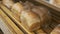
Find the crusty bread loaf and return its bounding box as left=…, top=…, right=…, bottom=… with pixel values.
left=50, top=24, right=60, bottom=34
left=2, top=0, right=14, bottom=8
left=20, top=10, right=40, bottom=31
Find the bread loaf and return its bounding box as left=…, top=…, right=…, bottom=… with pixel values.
left=20, top=10, right=40, bottom=31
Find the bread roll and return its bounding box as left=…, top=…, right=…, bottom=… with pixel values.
left=51, top=24, right=60, bottom=34
left=20, top=10, right=40, bottom=31
left=2, top=0, right=14, bottom=8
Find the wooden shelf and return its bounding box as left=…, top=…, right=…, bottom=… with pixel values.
left=0, top=9, right=24, bottom=34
